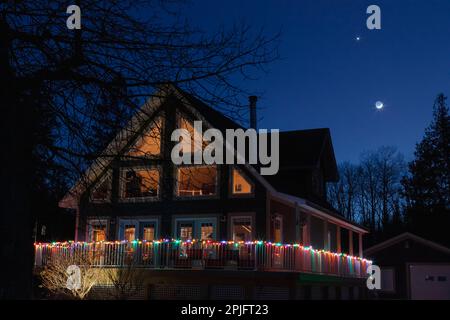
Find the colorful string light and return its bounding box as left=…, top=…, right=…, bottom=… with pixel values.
left=34, top=239, right=372, bottom=263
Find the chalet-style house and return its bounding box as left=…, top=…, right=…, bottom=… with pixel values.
left=59, top=84, right=367, bottom=252
left=36, top=84, right=371, bottom=300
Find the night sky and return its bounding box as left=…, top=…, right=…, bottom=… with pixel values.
left=183, top=0, right=450, bottom=163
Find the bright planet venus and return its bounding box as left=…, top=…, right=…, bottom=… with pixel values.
left=375, top=101, right=384, bottom=110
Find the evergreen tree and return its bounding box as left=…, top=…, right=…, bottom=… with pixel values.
left=402, top=94, right=450, bottom=245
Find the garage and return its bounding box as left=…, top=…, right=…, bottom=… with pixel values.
left=409, top=264, right=450, bottom=300
left=364, top=232, right=450, bottom=299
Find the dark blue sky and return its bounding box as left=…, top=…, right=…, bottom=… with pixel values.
left=183, top=0, right=450, bottom=163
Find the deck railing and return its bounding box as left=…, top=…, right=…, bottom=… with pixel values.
left=34, top=240, right=372, bottom=278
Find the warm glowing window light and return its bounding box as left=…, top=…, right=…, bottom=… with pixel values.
left=232, top=169, right=252, bottom=194
left=128, top=118, right=162, bottom=157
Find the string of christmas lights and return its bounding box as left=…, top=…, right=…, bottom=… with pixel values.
left=34, top=239, right=372, bottom=263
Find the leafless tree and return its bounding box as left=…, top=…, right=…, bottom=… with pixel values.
left=105, top=261, right=147, bottom=300
left=1, top=0, right=279, bottom=298
left=39, top=251, right=99, bottom=299
left=328, top=147, right=405, bottom=233
left=328, top=162, right=359, bottom=221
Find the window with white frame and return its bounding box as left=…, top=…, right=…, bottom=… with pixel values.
left=141, top=222, right=156, bottom=241
left=87, top=219, right=108, bottom=242
left=176, top=166, right=217, bottom=197
left=178, top=221, right=194, bottom=241
left=120, top=167, right=160, bottom=200
left=124, top=225, right=136, bottom=242
left=118, top=218, right=159, bottom=241
left=273, top=215, right=283, bottom=243
left=200, top=222, right=214, bottom=240
left=174, top=217, right=217, bottom=240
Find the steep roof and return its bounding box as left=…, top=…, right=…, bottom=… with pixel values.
left=364, top=232, right=450, bottom=256
left=180, top=91, right=243, bottom=131
left=278, top=129, right=339, bottom=181
left=60, top=84, right=339, bottom=211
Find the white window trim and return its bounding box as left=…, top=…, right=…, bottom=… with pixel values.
left=273, top=214, right=283, bottom=243
left=86, top=218, right=109, bottom=242
left=228, top=214, right=255, bottom=242
left=172, top=216, right=218, bottom=240
left=117, top=217, right=160, bottom=241
left=118, top=166, right=162, bottom=203
left=229, top=166, right=255, bottom=198
left=174, top=165, right=220, bottom=200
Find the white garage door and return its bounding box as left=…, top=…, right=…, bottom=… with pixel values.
left=409, top=264, right=450, bottom=300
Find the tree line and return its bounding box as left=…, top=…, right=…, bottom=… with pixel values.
left=328, top=94, right=450, bottom=246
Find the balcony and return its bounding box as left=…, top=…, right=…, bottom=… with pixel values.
left=34, top=240, right=371, bottom=278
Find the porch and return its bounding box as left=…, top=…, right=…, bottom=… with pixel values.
left=34, top=240, right=371, bottom=278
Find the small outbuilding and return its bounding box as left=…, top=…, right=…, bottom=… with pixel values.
left=364, top=232, right=450, bottom=300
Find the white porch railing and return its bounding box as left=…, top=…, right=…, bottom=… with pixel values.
left=34, top=240, right=372, bottom=278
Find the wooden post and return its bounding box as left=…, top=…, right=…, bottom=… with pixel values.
left=358, top=233, right=363, bottom=258
left=336, top=226, right=341, bottom=253
left=295, top=203, right=301, bottom=243
left=302, top=212, right=311, bottom=246
left=323, top=220, right=329, bottom=250
left=74, top=206, right=80, bottom=242
left=349, top=230, right=354, bottom=256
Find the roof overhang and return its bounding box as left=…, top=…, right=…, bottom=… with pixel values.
left=364, top=232, right=450, bottom=256
left=269, top=191, right=369, bottom=234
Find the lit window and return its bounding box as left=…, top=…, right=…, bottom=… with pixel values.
left=232, top=169, right=253, bottom=195
left=142, top=225, right=155, bottom=241
left=91, top=174, right=111, bottom=201
left=128, top=118, right=162, bottom=157
left=273, top=216, right=283, bottom=243
left=232, top=217, right=252, bottom=242
left=87, top=219, right=108, bottom=242
left=122, top=168, right=159, bottom=199
left=179, top=116, right=206, bottom=153
left=124, top=225, right=135, bottom=242
left=93, top=227, right=106, bottom=242
left=179, top=223, right=193, bottom=241
left=177, top=166, right=217, bottom=197
left=201, top=223, right=214, bottom=240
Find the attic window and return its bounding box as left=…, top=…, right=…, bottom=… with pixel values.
left=120, top=167, right=160, bottom=200
left=127, top=117, right=162, bottom=157
left=90, top=172, right=111, bottom=202
left=231, top=168, right=253, bottom=195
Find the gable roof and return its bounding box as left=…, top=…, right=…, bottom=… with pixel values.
left=60, top=84, right=339, bottom=211
left=364, top=232, right=450, bottom=256
left=278, top=129, right=338, bottom=181
left=180, top=91, right=243, bottom=131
